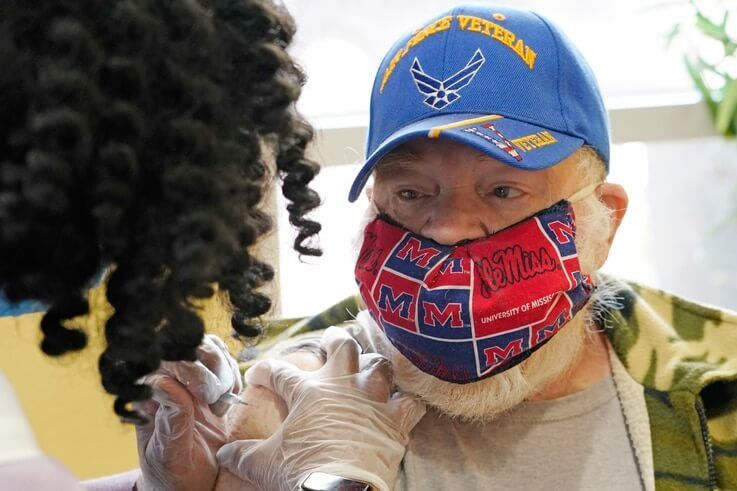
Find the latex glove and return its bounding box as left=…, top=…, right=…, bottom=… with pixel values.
left=217, top=326, right=426, bottom=491
left=135, top=334, right=242, bottom=491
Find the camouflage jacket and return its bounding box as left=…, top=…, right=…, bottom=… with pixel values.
left=604, top=279, right=737, bottom=490
left=260, top=277, right=737, bottom=490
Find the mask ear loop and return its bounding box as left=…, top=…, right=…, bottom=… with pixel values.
left=567, top=181, right=603, bottom=331
left=568, top=182, right=601, bottom=203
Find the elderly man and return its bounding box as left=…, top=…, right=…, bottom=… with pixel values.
left=217, top=5, right=737, bottom=491
left=139, top=4, right=737, bottom=491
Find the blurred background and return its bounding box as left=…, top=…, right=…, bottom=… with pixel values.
left=1, top=0, right=735, bottom=481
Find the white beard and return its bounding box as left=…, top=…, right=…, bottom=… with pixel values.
left=360, top=192, right=615, bottom=422
left=364, top=311, right=588, bottom=422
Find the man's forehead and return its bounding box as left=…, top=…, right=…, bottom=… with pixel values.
left=376, top=138, right=503, bottom=170
left=372, top=138, right=590, bottom=194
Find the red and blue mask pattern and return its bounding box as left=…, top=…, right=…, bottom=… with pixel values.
left=354, top=201, right=594, bottom=384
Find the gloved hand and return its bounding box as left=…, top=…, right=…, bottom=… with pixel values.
left=135, top=334, right=242, bottom=491
left=217, top=327, right=426, bottom=491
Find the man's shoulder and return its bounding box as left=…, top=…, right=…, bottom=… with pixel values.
left=600, top=275, right=737, bottom=393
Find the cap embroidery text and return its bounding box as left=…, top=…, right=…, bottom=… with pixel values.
left=380, top=16, right=453, bottom=93
left=511, top=131, right=558, bottom=152
left=457, top=15, right=537, bottom=69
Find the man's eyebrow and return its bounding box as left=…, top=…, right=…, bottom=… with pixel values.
left=374, top=150, right=420, bottom=172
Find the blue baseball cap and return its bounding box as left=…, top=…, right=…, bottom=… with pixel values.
left=348, top=5, right=610, bottom=202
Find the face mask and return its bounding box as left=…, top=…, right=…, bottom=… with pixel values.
left=354, top=185, right=598, bottom=383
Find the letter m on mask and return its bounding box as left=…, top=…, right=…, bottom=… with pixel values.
left=396, top=238, right=441, bottom=267
left=386, top=236, right=449, bottom=281
left=378, top=285, right=414, bottom=320
left=484, top=340, right=524, bottom=367
left=478, top=329, right=530, bottom=370
left=547, top=220, right=575, bottom=244
left=423, top=302, right=463, bottom=328
left=538, top=210, right=578, bottom=257
left=417, top=288, right=472, bottom=338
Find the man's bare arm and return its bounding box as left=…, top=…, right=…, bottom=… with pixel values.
left=214, top=337, right=327, bottom=491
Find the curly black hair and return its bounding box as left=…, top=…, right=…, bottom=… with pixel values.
left=0, top=0, right=321, bottom=421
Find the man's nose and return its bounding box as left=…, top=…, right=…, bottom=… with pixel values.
left=419, top=194, right=488, bottom=245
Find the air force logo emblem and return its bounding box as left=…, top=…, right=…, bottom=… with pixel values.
left=410, top=49, right=485, bottom=110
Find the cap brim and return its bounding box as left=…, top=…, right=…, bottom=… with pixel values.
left=348, top=113, right=584, bottom=202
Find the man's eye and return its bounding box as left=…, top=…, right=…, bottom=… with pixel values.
left=490, top=186, right=520, bottom=199
left=398, top=189, right=422, bottom=200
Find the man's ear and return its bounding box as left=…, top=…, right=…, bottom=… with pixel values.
left=596, top=183, right=628, bottom=264
left=598, top=183, right=628, bottom=243
left=365, top=184, right=373, bottom=202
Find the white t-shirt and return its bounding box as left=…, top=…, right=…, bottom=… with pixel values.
left=398, top=375, right=642, bottom=490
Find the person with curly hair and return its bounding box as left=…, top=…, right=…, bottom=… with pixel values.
left=0, top=0, right=369, bottom=488
left=2, top=0, right=426, bottom=488
left=1, top=0, right=321, bottom=422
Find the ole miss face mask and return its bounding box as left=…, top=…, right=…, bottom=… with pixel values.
left=354, top=200, right=595, bottom=384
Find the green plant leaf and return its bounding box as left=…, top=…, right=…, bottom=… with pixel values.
left=716, top=79, right=737, bottom=135
left=726, top=41, right=737, bottom=56
left=684, top=56, right=718, bottom=117
left=721, top=10, right=737, bottom=49
left=696, top=11, right=729, bottom=42
left=665, top=23, right=682, bottom=46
